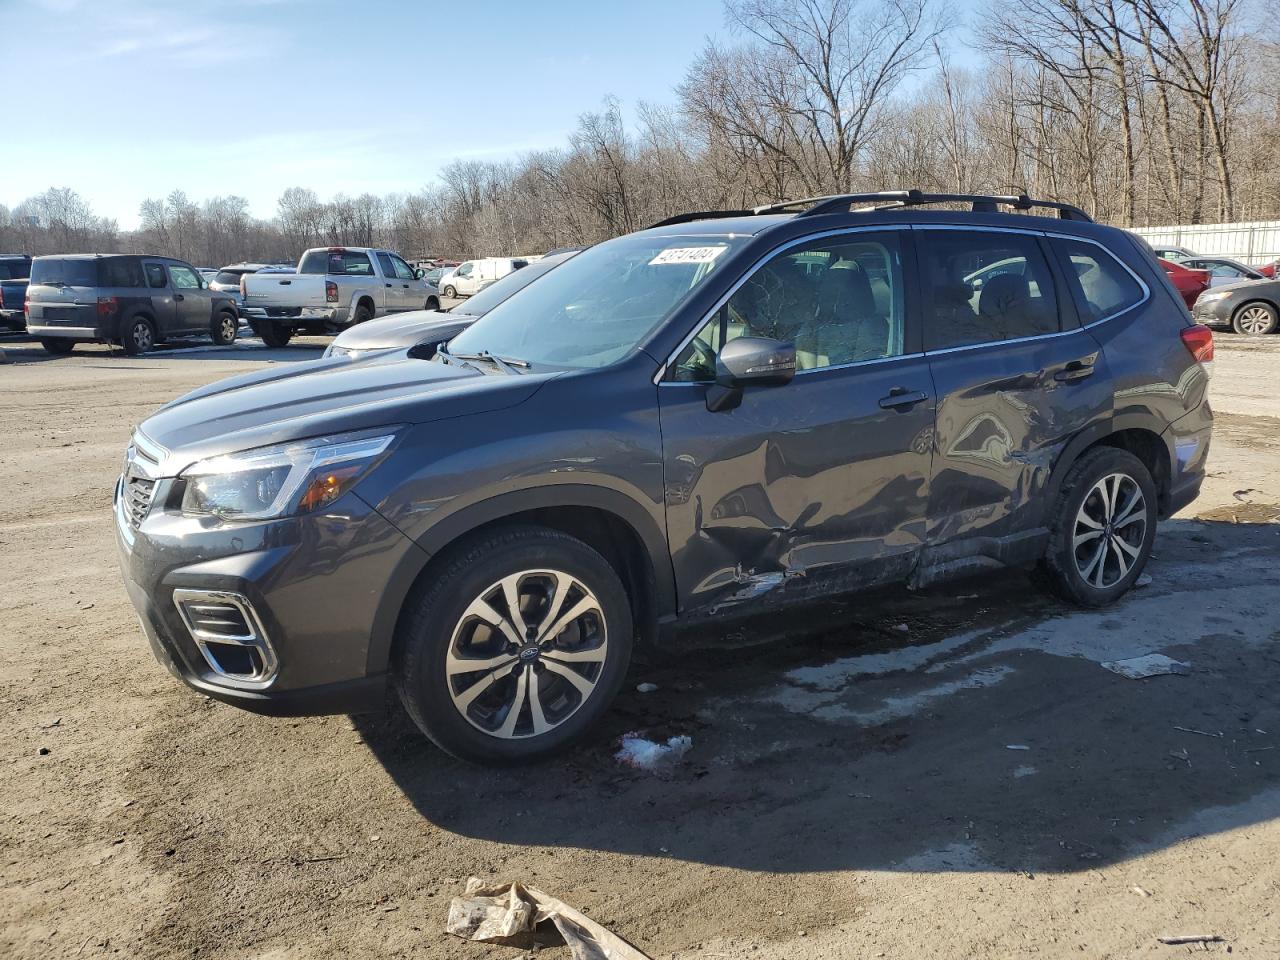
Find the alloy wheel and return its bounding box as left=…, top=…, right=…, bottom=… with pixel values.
left=445, top=569, right=607, bottom=739
left=218, top=314, right=237, bottom=342
left=1072, top=472, right=1146, bottom=589
left=133, top=321, right=153, bottom=352
left=1237, top=305, right=1273, bottom=335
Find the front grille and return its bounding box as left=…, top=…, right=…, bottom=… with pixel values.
left=124, top=475, right=155, bottom=530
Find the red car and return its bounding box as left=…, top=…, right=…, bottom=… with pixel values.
left=1254, top=260, right=1278, bottom=279
left=1159, top=258, right=1211, bottom=309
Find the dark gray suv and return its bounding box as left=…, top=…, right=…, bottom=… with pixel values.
left=26, top=254, right=241, bottom=355
left=115, top=191, right=1214, bottom=764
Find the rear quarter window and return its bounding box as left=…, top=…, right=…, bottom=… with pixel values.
left=100, top=258, right=145, bottom=288
left=1052, top=238, right=1145, bottom=324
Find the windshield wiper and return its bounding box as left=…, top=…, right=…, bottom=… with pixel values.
left=447, top=349, right=531, bottom=375
left=435, top=343, right=484, bottom=373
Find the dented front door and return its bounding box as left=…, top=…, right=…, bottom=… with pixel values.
left=657, top=359, right=935, bottom=615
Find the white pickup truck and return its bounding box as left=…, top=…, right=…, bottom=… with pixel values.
left=241, top=246, right=440, bottom=346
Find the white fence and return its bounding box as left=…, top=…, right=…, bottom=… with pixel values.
left=1130, top=220, right=1280, bottom=264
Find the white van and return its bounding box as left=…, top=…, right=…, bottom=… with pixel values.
left=439, top=257, right=528, bottom=298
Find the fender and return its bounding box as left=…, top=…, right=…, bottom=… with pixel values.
left=347, top=287, right=376, bottom=320
left=363, top=483, right=676, bottom=676
left=1040, top=411, right=1176, bottom=522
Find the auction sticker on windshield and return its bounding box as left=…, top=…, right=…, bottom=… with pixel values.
left=649, top=246, right=727, bottom=266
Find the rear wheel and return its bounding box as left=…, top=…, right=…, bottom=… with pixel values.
left=395, top=525, right=633, bottom=764
left=121, top=316, right=156, bottom=355
left=352, top=303, right=373, bottom=325
left=211, top=310, right=238, bottom=346
left=258, top=320, right=293, bottom=348
left=425, top=296, right=440, bottom=312
left=1231, top=301, right=1278, bottom=336
left=40, top=338, right=75, bottom=356
left=1036, top=447, right=1157, bottom=607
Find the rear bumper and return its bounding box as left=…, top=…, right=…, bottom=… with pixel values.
left=0, top=309, right=24, bottom=329
left=244, top=306, right=344, bottom=324
left=26, top=323, right=102, bottom=339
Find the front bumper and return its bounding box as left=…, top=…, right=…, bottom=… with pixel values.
left=113, top=462, right=420, bottom=715
left=1191, top=297, right=1234, bottom=327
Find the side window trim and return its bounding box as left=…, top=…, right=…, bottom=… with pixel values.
left=656, top=224, right=916, bottom=385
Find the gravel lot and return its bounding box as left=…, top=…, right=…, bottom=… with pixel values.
left=2, top=331, right=1278, bottom=959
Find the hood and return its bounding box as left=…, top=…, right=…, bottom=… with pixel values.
left=331, top=309, right=478, bottom=351
left=137, top=351, right=553, bottom=474
left=1205, top=277, right=1278, bottom=296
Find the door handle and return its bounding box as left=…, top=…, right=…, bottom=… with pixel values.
left=1054, top=359, right=1096, bottom=382
left=402, top=283, right=409, bottom=288
left=385, top=282, right=393, bottom=287
left=279, top=279, right=291, bottom=285
left=879, top=387, right=929, bottom=409
left=174, top=294, right=184, bottom=301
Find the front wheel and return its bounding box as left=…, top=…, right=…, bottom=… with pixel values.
left=443, top=285, right=457, bottom=299
left=1232, top=301, right=1278, bottom=336
left=1036, top=447, right=1157, bottom=607
left=395, top=526, right=634, bottom=764
left=211, top=311, right=238, bottom=346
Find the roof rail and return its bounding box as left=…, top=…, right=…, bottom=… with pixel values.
left=796, top=190, right=1094, bottom=222
left=645, top=190, right=1093, bottom=230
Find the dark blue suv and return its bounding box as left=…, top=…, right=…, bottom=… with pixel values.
left=114, top=191, right=1214, bottom=763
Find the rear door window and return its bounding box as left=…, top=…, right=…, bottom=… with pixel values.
left=919, top=231, right=1060, bottom=351
left=375, top=252, right=397, bottom=277
left=144, top=263, right=169, bottom=289
left=1052, top=238, right=1145, bottom=324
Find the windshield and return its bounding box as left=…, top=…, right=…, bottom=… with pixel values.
left=31, top=258, right=98, bottom=286
left=454, top=253, right=573, bottom=317
left=447, top=234, right=745, bottom=368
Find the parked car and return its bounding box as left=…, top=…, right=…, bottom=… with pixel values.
left=422, top=266, right=451, bottom=287
left=1181, top=256, right=1266, bottom=288
left=0, top=254, right=32, bottom=331
left=208, top=262, right=269, bottom=299
left=115, top=190, right=1212, bottom=764
left=1253, top=259, right=1278, bottom=279
left=26, top=254, right=241, bottom=355
left=1152, top=244, right=1196, bottom=263
left=440, top=257, right=528, bottom=298
left=323, top=249, right=581, bottom=360
left=241, top=246, right=438, bottom=347
left=1158, top=258, right=1211, bottom=309
left=1191, top=275, right=1280, bottom=335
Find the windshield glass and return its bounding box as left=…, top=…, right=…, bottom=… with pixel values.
left=447, top=234, right=744, bottom=368
left=31, top=258, right=98, bottom=286
left=455, top=254, right=572, bottom=317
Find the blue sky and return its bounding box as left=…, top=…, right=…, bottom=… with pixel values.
left=3, top=0, right=972, bottom=229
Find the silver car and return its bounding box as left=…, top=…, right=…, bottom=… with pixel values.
left=323, top=250, right=579, bottom=360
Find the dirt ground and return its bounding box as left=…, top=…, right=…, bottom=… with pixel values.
left=2, top=330, right=1278, bottom=959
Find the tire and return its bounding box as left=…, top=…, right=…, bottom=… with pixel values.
left=426, top=296, right=440, bottom=312
left=395, top=525, right=634, bottom=765
left=40, top=338, right=75, bottom=356
left=1036, top=447, right=1157, bottom=607
left=258, top=320, right=293, bottom=348
left=352, top=303, right=373, bottom=325
left=443, top=285, right=457, bottom=299
left=211, top=310, right=238, bottom=346
left=1231, top=301, right=1278, bottom=336
left=121, top=316, right=156, bottom=355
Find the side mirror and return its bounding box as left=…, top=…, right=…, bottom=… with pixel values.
left=414, top=268, right=425, bottom=280
left=707, top=336, right=795, bottom=412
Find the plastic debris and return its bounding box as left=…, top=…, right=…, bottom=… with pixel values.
left=636, top=682, right=659, bottom=694
left=615, top=733, right=692, bottom=775
left=1100, top=654, right=1190, bottom=679
left=1006, top=744, right=1031, bottom=751
left=1157, top=934, right=1223, bottom=946
left=447, top=877, right=652, bottom=960
left=1135, top=573, right=1153, bottom=588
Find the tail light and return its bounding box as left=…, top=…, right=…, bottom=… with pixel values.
left=325, top=280, right=338, bottom=303
left=97, top=296, right=119, bottom=316
left=24, top=294, right=30, bottom=317
left=0, top=287, right=5, bottom=308
left=1180, top=323, right=1214, bottom=376
left=239, top=274, right=247, bottom=298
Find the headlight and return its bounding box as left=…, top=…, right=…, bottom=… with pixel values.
left=181, top=429, right=397, bottom=520
left=1197, top=290, right=1227, bottom=302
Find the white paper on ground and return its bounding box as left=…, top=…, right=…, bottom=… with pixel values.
left=1100, top=653, right=1190, bottom=679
